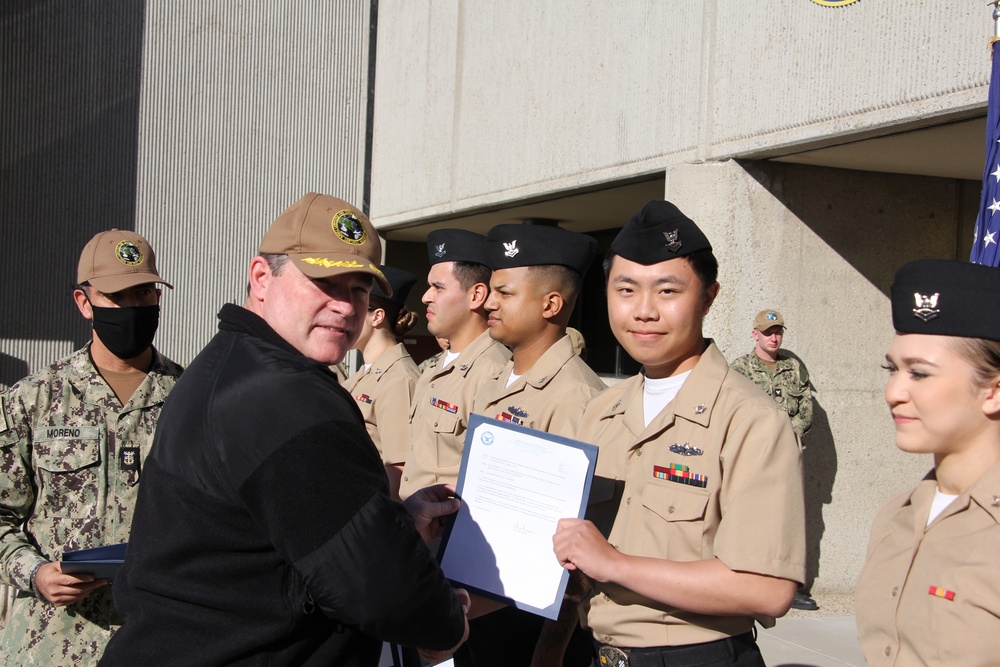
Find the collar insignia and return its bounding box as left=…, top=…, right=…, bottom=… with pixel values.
left=912, top=292, right=940, bottom=322
left=694, top=403, right=706, bottom=415
left=459, top=364, right=470, bottom=372
left=664, top=229, right=682, bottom=253
left=992, top=495, right=1000, bottom=508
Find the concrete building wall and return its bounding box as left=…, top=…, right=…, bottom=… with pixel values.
left=137, top=1, right=373, bottom=364
left=1, top=2, right=146, bottom=384
left=371, top=0, right=988, bottom=224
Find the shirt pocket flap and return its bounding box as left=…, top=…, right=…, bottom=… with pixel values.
left=432, top=409, right=460, bottom=435
left=641, top=483, right=709, bottom=522
left=35, top=436, right=101, bottom=473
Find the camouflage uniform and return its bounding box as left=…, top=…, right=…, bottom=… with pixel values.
left=729, top=352, right=812, bottom=437
left=0, top=345, right=182, bottom=666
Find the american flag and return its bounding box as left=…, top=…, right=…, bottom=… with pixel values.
left=972, top=45, right=1000, bottom=266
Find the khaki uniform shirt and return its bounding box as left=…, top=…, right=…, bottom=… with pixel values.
left=729, top=352, right=812, bottom=437
left=472, top=334, right=606, bottom=437
left=577, top=342, right=805, bottom=648
left=400, top=330, right=510, bottom=499
left=341, top=343, right=420, bottom=465
left=856, top=463, right=1000, bottom=666
left=0, top=346, right=182, bottom=666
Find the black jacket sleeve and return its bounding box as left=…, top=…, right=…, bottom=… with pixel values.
left=239, top=419, right=465, bottom=651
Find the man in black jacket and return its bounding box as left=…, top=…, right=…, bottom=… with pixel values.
left=101, top=193, right=469, bottom=666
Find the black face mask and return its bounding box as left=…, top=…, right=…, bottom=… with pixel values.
left=90, top=305, right=160, bottom=360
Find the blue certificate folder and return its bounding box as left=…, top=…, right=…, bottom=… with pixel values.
left=61, top=542, right=127, bottom=580
left=437, top=414, right=598, bottom=620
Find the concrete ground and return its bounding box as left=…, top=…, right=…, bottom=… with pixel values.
left=758, top=593, right=865, bottom=667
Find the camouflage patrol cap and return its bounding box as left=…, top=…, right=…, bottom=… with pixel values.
left=259, top=193, right=390, bottom=295
left=77, top=229, right=173, bottom=293
left=610, top=200, right=712, bottom=265
left=753, top=310, right=785, bottom=331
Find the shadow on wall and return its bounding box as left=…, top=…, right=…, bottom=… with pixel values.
left=0, top=353, right=29, bottom=390
left=0, top=2, right=147, bottom=354
left=739, top=159, right=979, bottom=297
left=801, top=400, right=836, bottom=594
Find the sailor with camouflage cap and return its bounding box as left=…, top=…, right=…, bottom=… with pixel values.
left=0, top=229, right=182, bottom=665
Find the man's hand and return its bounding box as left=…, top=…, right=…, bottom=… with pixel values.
left=418, top=587, right=470, bottom=664
left=34, top=561, right=107, bottom=606
left=553, top=518, right=621, bottom=584
left=404, top=484, right=461, bottom=544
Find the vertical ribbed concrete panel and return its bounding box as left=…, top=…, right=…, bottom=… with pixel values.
left=0, top=2, right=146, bottom=383
left=136, top=1, right=371, bottom=364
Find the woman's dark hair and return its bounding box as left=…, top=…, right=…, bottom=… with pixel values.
left=370, top=295, right=419, bottom=338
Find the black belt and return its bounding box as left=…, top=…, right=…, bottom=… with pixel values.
left=593, top=632, right=758, bottom=667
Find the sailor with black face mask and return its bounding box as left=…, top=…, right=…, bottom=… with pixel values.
left=0, top=229, right=183, bottom=665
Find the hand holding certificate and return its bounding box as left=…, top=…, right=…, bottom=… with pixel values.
left=437, top=415, right=597, bottom=620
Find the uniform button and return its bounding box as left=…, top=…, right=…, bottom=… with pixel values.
left=668, top=506, right=675, bottom=514
left=884, top=646, right=891, bottom=657
left=403, top=476, right=408, bottom=482
left=625, top=497, right=631, bottom=505
left=891, top=586, right=899, bottom=597
left=611, top=544, right=620, bottom=551
left=636, top=449, right=642, bottom=456
left=602, top=593, right=610, bottom=601
left=434, top=421, right=439, bottom=427
left=604, top=635, right=613, bottom=643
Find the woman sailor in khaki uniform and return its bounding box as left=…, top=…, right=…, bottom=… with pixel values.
left=856, top=259, right=1000, bottom=666
left=343, top=265, right=420, bottom=501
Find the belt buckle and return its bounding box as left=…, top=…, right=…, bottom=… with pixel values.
left=598, top=645, right=629, bottom=667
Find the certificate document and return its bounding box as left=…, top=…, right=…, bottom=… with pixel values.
left=438, top=414, right=598, bottom=620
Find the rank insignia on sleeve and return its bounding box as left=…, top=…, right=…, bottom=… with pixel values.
left=120, top=446, right=141, bottom=472
left=496, top=412, right=524, bottom=425
left=355, top=394, right=373, bottom=404
left=669, top=443, right=703, bottom=456
left=928, top=586, right=955, bottom=601
left=653, top=463, right=708, bottom=488
left=431, top=397, right=458, bottom=414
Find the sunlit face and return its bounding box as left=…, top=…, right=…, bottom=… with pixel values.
left=884, top=333, right=993, bottom=457
left=422, top=262, right=473, bottom=339
left=484, top=267, right=546, bottom=348
left=753, top=326, right=784, bottom=357
left=606, top=255, right=716, bottom=379
left=258, top=261, right=371, bottom=365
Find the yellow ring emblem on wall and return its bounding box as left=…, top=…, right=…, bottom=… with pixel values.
left=808, top=0, right=860, bottom=6
left=332, top=209, right=367, bottom=245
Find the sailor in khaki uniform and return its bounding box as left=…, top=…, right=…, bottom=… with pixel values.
left=856, top=259, right=1000, bottom=666
left=553, top=201, right=806, bottom=667
left=465, top=224, right=606, bottom=667
left=473, top=224, right=606, bottom=436
left=343, top=265, right=421, bottom=500
left=399, top=230, right=510, bottom=500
